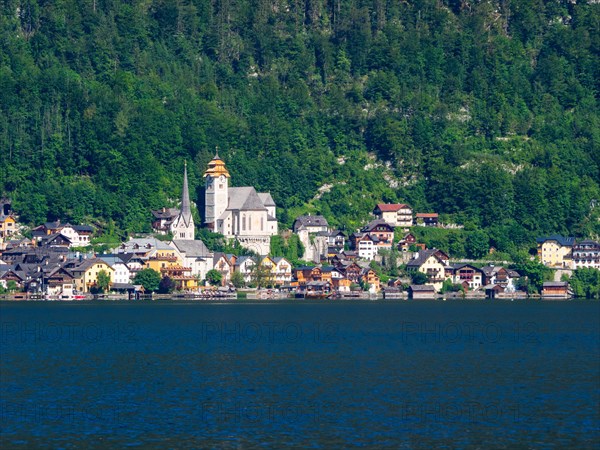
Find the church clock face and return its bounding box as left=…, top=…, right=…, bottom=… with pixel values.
left=219, top=175, right=225, bottom=182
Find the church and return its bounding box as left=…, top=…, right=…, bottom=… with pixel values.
left=204, top=153, right=277, bottom=255
left=151, top=162, right=195, bottom=240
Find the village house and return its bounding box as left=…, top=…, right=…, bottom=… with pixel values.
left=45, top=266, right=76, bottom=297
left=342, top=261, right=363, bottom=284
left=536, top=235, right=575, bottom=268
left=233, top=256, right=256, bottom=285
left=571, top=240, right=600, bottom=269
left=271, top=257, right=292, bottom=285
left=170, top=240, right=213, bottom=283
left=373, top=203, right=413, bottom=228
left=69, top=258, right=114, bottom=293
left=40, top=233, right=72, bottom=248
left=160, top=262, right=197, bottom=291
left=415, top=213, right=439, bottom=227
left=293, top=215, right=329, bottom=233
left=397, top=233, right=418, bottom=252
left=360, top=267, right=381, bottom=292
left=480, top=265, right=520, bottom=292
left=213, top=253, right=234, bottom=285
left=0, top=214, right=16, bottom=239
left=445, top=264, right=485, bottom=291
left=97, top=255, right=133, bottom=285
left=406, top=249, right=449, bottom=291
left=327, top=230, right=346, bottom=253
left=293, top=215, right=332, bottom=263
left=292, top=266, right=315, bottom=285
left=151, top=208, right=181, bottom=235
left=350, top=233, right=378, bottom=260
left=31, top=221, right=93, bottom=247
left=361, top=220, right=395, bottom=249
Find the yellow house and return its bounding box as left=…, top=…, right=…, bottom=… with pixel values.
left=361, top=268, right=381, bottom=292
left=406, top=249, right=450, bottom=291
left=143, top=248, right=199, bottom=291
left=260, top=256, right=277, bottom=285
left=0, top=215, right=16, bottom=238
left=145, top=248, right=182, bottom=272
left=536, top=235, right=575, bottom=268
left=71, top=258, right=115, bottom=293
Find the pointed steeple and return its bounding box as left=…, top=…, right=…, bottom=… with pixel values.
left=180, top=160, right=192, bottom=226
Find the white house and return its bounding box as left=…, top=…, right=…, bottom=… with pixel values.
left=171, top=239, right=213, bottom=282
left=97, top=255, right=132, bottom=285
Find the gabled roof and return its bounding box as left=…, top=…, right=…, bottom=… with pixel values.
left=117, top=237, right=172, bottom=252
left=374, top=203, right=410, bottom=213
left=409, top=284, right=436, bottom=291
left=543, top=281, right=568, bottom=288
left=171, top=240, right=210, bottom=257
left=271, top=257, right=289, bottom=265
left=406, top=249, right=446, bottom=268
left=362, top=219, right=395, bottom=232
left=257, top=193, right=276, bottom=207
left=234, top=256, right=256, bottom=267
left=536, top=235, right=575, bottom=246
left=293, top=215, right=329, bottom=231
left=213, top=252, right=231, bottom=265
left=227, top=187, right=267, bottom=211
left=450, top=263, right=484, bottom=272
left=72, top=225, right=94, bottom=233
left=70, top=258, right=112, bottom=273
left=97, top=256, right=129, bottom=266
left=152, top=208, right=180, bottom=219
left=41, top=233, right=72, bottom=245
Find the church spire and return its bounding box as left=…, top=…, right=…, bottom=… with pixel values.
left=180, top=160, right=192, bottom=226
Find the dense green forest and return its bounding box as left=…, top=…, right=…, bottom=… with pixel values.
left=1, top=0, right=599, bottom=252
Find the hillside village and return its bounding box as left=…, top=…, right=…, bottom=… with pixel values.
left=1, top=157, right=598, bottom=300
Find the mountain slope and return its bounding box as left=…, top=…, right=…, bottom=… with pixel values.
left=0, top=0, right=598, bottom=249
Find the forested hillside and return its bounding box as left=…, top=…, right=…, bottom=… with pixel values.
left=1, top=0, right=599, bottom=251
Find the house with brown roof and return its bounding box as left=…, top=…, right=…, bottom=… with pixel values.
left=445, top=264, right=485, bottom=291
left=373, top=203, right=413, bottom=228
left=397, top=232, right=418, bottom=252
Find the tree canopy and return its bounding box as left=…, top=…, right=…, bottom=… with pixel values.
left=1, top=1, right=598, bottom=247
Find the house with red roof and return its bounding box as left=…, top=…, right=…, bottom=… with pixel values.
left=373, top=203, right=413, bottom=228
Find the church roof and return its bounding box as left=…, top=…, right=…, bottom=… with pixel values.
left=203, top=153, right=231, bottom=178
left=257, top=193, right=276, bottom=207
left=177, top=162, right=193, bottom=227
left=227, top=187, right=267, bottom=211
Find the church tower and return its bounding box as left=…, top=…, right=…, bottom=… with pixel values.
left=203, top=151, right=230, bottom=231
left=171, top=161, right=195, bottom=240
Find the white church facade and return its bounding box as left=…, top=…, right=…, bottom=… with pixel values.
left=204, top=153, right=277, bottom=255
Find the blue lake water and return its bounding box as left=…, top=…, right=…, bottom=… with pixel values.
left=1, top=300, right=599, bottom=448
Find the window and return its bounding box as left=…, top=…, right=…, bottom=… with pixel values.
left=242, top=216, right=246, bottom=231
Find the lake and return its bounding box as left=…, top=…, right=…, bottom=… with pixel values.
left=1, top=300, right=599, bottom=448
